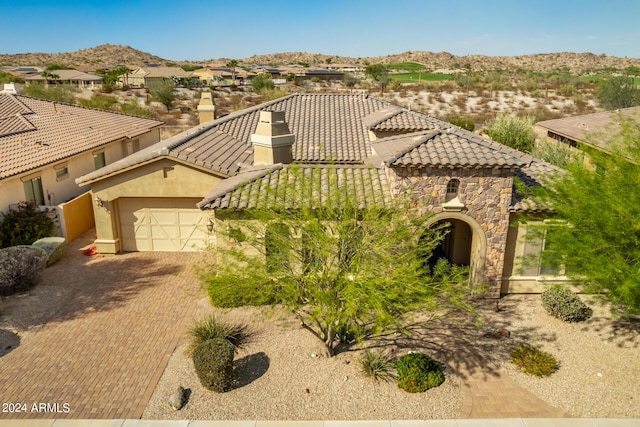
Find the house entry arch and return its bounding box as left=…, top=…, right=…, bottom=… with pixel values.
left=424, top=212, right=487, bottom=285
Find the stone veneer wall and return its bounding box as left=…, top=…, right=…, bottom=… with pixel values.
left=386, top=166, right=514, bottom=297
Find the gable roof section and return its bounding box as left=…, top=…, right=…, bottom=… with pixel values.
left=371, top=128, right=525, bottom=169
left=198, top=164, right=391, bottom=210
left=0, top=94, right=164, bottom=180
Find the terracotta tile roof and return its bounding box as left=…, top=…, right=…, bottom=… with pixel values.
left=24, top=69, right=103, bottom=82
left=0, top=94, right=164, bottom=180
left=79, top=94, right=445, bottom=184
left=198, top=164, right=391, bottom=210
left=536, top=107, right=640, bottom=152
left=73, top=93, right=558, bottom=213
left=372, top=128, right=525, bottom=169
left=134, top=67, right=193, bottom=78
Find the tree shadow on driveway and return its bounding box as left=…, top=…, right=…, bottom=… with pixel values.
left=0, top=229, right=209, bottom=331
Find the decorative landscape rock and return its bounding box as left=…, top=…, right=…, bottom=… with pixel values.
left=168, top=386, right=187, bottom=410
left=32, top=237, right=66, bottom=266
left=0, top=246, right=48, bottom=296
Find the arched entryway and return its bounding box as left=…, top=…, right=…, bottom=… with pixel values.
left=427, top=219, right=472, bottom=267
left=425, top=213, right=487, bottom=285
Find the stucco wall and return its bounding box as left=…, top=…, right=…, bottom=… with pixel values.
left=89, top=158, right=222, bottom=253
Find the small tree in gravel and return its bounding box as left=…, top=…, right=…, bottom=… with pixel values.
left=200, top=166, right=474, bottom=356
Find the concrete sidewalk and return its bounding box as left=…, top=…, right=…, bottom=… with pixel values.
left=0, top=418, right=638, bottom=426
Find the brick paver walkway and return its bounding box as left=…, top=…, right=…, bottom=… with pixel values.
left=0, top=231, right=207, bottom=419
left=460, top=369, right=569, bottom=418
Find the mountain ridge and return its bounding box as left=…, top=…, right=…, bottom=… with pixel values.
left=2, top=44, right=639, bottom=73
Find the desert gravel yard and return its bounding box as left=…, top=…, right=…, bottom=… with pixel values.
left=143, top=294, right=640, bottom=420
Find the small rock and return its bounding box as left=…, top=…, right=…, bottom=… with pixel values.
left=344, top=360, right=350, bottom=365
left=597, top=372, right=603, bottom=377
left=344, top=376, right=349, bottom=381
left=168, top=386, right=187, bottom=410
left=310, top=353, right=317, bottom=358
left=303, top=388, right=310, bottom=394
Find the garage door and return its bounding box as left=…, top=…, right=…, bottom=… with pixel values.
left=119, top=198, right=210, bottom=252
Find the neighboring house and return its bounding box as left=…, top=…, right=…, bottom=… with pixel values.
left=76, top=93, right=562, bottom=297
left=535, top=106, right=640, bottom=153
left=24, top=69, right=104, bottom=89
left=192, top=67, right=253, bottom=86
left=0, top=94, right=164, bottom=238
left=127, top=67, right=193, bottom=87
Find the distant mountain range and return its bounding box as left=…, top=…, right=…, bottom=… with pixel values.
left=2, top=44, right=639, bottom=74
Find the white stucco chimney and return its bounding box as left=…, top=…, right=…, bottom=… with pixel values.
left=197, top=92, right=216, bottom=124
left=250, top=111, right=295, bottom=166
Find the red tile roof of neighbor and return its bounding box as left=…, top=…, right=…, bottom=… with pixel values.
left=0, top=94, right=164, bottom=180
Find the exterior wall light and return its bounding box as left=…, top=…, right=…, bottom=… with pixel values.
left=94, top=195, right=104, bottom=208
left=206, top=217, right=214, bottom=233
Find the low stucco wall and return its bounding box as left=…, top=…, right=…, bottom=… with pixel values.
left=60, top=192, right=95, bottom=243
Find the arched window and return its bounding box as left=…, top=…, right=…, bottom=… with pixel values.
left=445, top=179, right=460, bottom=201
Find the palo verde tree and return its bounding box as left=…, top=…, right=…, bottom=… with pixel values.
left=365, top=64, right=391, bottom=95
left=533, top=117, right=640, bottom=315
left=199, top=166, right=474, bottom=356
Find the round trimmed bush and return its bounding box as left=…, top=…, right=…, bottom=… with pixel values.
left=395, top=352, right=445, bottom=393
left=192, top=338, right=235, bottom=392
left=0, top=246, right=48, bottom=296
left=541, top=286, right=592, bottom=322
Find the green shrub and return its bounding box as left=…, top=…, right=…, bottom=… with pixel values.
left=510, top=344, right=559, bottom=377
left=484, top=114, right=536, bottom=153
left=0, top=246, right=48, bottom=296
left=0, top=202, right=55, bottom=248
left=251, top=74, right=275, bottom=93
left=541, top=286, right=593, bottom=322
left=207, top=278, right=278, bottom=307
left=192, top=338, right=235, bottom=392
left=395, top=352, right=445, bottom=393
left=359, top=349, right=395, bottom=382
left=446, top=115, right=475, bottom=132
left=32, top=237, right=66, bottom=266
left=186, top=315, right=251, bottom=355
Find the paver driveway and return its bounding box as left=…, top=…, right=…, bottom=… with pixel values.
left=0, top=231, right=207, bottom=419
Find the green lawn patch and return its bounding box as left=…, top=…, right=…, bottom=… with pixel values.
left=391, top=72, right=454, bottom=83
left=388, top=62, right=426, bottom=71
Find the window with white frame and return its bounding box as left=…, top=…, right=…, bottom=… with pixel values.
left=445, top=179, right=460, bottom=202
left=55, top=163, right=69, bottom=181
left=22, top=175, right=45, bottom=206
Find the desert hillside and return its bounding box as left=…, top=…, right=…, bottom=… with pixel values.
left=1, top=44, right=640, bottom=74
left=0, top=44, right=167, bottom=68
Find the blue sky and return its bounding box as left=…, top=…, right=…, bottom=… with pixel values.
left=2, top=0, right=639, bottom=60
